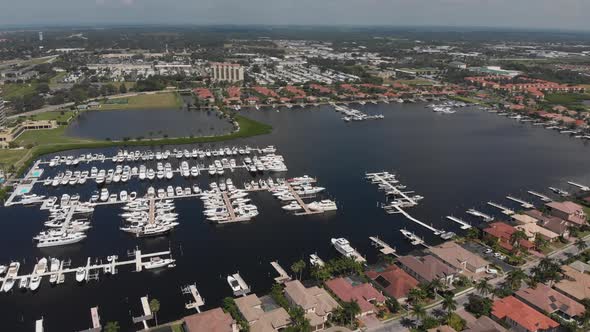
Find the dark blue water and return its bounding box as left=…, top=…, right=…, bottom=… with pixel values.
left=1, top=103, right=590, bottom=331
left=66, top=108, right=234, bottom=140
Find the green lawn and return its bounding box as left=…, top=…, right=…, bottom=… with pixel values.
left=28, top=111, right=75, bottom=123
left=99, top=92, right=182, bottom=110
left=0, top=83, right=37, bottom=99
left=171, top=324, right=184, bottom=332
left=545, top=93, right=590, bottom=105
left=15, top=126, right=94, bottom=146
left=49, top=72, right=67, bottom=88
left=0, top=149, right=27, bottom=171
left=393, top=79, right=434, bottom=86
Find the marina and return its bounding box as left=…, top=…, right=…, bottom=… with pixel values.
left=369, top=236, right=396, bottom=256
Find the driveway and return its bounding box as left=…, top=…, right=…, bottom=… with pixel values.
left=461, top=241, right=514, bottom=273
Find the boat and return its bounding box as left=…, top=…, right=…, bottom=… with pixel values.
left=309, top=253, right=325, bottom=267
left=282, top=202, right=302, bottom=211
left=227, top=275, right=241, bottom=292
left=3, top=262, right=20, bottom=292
left=307, top=200, right=337, bottom=212
left=29, top=258, right=48, bottom=291
left=49, top=258, right=60, bottom=283
left=143, top=257, right=175, bottom=270
left=37, top=232, right=87, bottom=248
left=330, top=238, right=365, bottom=262
left=75, top=267, right=86, bottom=282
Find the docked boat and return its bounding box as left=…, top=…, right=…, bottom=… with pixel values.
left=307, top=200, right=337, bottom=212
left=143, top=257, right=175, bottom=270
left=227, top=275, right=241, bottom=293
left=37, top=232, right=87, bottom=248
left=29, top=258, right=48, bottom=291
left=282, top=202, right=302, bottom=211
left=3, top=262, right=20, bottom=292
left=49, top=258, right=60, bottom=283
left=75, top=267, right=86, bottom=282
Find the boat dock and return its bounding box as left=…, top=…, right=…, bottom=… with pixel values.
left=132, top=296, right=153, bottom=330
left=369, top=236, right=396, bottom=256
left=446, top=216, right=472, bottom=230
left=230, top=272, right=251, bottom=297
left=387, top=204, right=445, bottom=235
left=506, top=196, right=534, bottom=209
left=487, top=202, right=514, bottom=215
left=220, top=192, right=238, bottom=223
left=182, top=284, right=205, bottom=312
left=270, top=261, right=292, bottom=284
left=466, top=209, right=494, bottom=222
left=527, top=191, right=552, bottom=202
left=567, top=181, right=590, bottom=192
left=35, top=318, right=43, bottom=332
left=286, top=183, right=322, bottom=216
left=366, top=172, right=417, bottom=206
left=78, top=307, right=101, bottom=332
left=0, top=249, right=172, bottom=288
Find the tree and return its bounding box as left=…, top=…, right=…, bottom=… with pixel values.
left=534, top=236, right=549, bottom=251
left=464, top=294, right=493, bottom=318
left=426, top=279, right=444, bottom=296
left=104, top=321, right=120, bottom=332
left=411, top=303, right=427, bottom=321
left=475, top=279, right=493, bottom=297
left=576, top=238, right=588, bottom=251
left=506, top=269, right=526, bottom=290
left=510, top=230, right=528, bottom=248
left=119, top=84, right=128, bottom=94
left=442, top=294, right=457, bottom=317
left=407, top=287, right=428, bottom=305
left=290, top=260, right=306, bottom=280
left=386, top=297, right=401, bottom=314
left=466, top=227, right=480, bottom=240
left=149, top=298, right=160, bottom=326
left=532, top=258, right=563, bottom=286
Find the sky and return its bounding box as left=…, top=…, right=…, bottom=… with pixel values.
left=0, top=0, right=588, bottom=31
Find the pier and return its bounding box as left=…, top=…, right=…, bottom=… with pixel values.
left=446, top=216, right=472, bottom=230
left=567, top=181, right=590, bottom=192
left=230, top=272, right=251, bottom=297
left=182, top=284, right=205, bottom=312
left=527, top=191, right=552, bottom=202
left=487, top=202, right=514, bottom=215
left=369, top=236, right=397, bottom=256
left=35, top=318, right=43, bottom=332
left=387, top=204, right=443, bottom=234
left=78, top=307, right=101, bottom=332
left=466, top=209, right=494, bottom=222
left=506, top=196, right=534, bottom=209
left=220, top=192, right=238, bottom=223
left=270, top=261, right=292, bottom=284
left=286, top=183, right=322, bottom=216
left=131, top=296, right=153, bottom=330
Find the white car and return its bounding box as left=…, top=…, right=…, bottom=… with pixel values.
left=493, top=252, right=502, bottom=257
left=498, top=255, right=506, bottom=260
left=484, top=249, right=493, bottom=254
left=486, top=268, right=498, bottom=275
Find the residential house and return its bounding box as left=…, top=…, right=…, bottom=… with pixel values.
left=365, top=264, right=419, bottom=302
left=545, top=201, right=587, bottom=227
left=483, top=222, right=535, bottom=253
left=397, top=255, right=456, bottom=286
left=324, top=277, right=386, bottom=316
left=555, top=266, right=590, bottom=301
left=515, top=223, right=559, bottom=242
left=428, top=241, right=490, bottom=280
left=524, top=210, right=571, bottom=239
left=515, top=284, right=585, bottom=322
left=492, top=296, right=560, bottom=332
left=234, top=294, right=291, bottom=332
left=568, top=260, right=590, bottom=274
left=283, top=280, right=339, bottom=331
left=183, top=307, right=238, bottom=332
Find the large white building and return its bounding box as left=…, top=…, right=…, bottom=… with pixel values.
left=0, top=98, right=6, bottom=129
left=210, top=62, right=244, bottom=83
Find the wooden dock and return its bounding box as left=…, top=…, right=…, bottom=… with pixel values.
left=132, top=296, right=153, bottom=330
left=487, top=201, right=514, bottom=215
left=286, top=183, right=322, bottom=216
left=220, top=192, right=238, bottom=223
left=78, top=307, right=101, bottom=332
left=270, top=261, right=292, bottom=284
left=506, top=196, right=534, bottom=209
left=369, top=236, right=397, bottom=256
left=182, top=284, right=205, bottom=312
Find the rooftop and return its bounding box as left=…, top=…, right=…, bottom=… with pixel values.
left=555, top=265, right=590, bottom=301
left=492, top=296, right=559, bottom=332
left=397, top=255, right=457, bottom=283
left=365, top=264, right=419, bottom=299
left=183, top=308, right=236, bottom=332
left=429, top=241, right=489, bottom=274
left=515, top=284, right=585, bottom=318
left=325, top=277, right=386, bottom=314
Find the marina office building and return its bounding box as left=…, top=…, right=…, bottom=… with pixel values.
left=210, top=62, right=244, bottom=83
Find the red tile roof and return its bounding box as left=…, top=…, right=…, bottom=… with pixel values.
left=183, top=307, right=235, bottom=332
left=325, top=277, right=386, bottom=314
left=483, top=222, right=534, bottom=251
left=492, top=296, right=559, bottom=332
left=365, top=265, right=419, bottom=299
left=193, top=88, right=214, bottom=100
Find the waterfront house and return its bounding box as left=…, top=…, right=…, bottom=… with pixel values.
left=428, top=241, right=490, bottom=280
left=457, top=309, right=507, bottom=332
left=397, top=255, right=456, bottom=286
left=554, top=266, right=590, bottom=301
left=193, top=88, right=215, bottom=104
left=515, top=284, right=585, bottom=322
left=545, top=201, right=587, bottom=227
left=324, top=277, right=386, bottom=317
left=234, top=294, right=291, bottom=332
left=491, top=296, right=560, bottom=332
left=483, top=222, right=535, bottom=253
left=283, top=280, right=339, bottom=331
left=524, top=210, right=571, bottom=239
left=515, top=223, right=559, bottom=242
left=183, top=307, right=238, bottom=332
left=365, top=264, right=419, bottom=303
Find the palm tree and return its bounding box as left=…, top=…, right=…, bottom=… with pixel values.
left=510, top=230, right=528, bottom=248
left=149, top=298, right=161, bottom=326
left=476, top=279, right=493, bottom=297
left=408, top=287, right=427, bottom=305
left=506, top=268, right=526, bottom=290
left=427, top=279, right=444, bottom=296
left=290, top=260, right=306, bottom=280
left=104, top=321, right=120, bottom=332
left=442, top=294, right=457, bottom=317
left=534, top=236, right=548, bottom=251
left=576, top=238, right=588, bottom=251
left=411, top=303, right=427, bottom=321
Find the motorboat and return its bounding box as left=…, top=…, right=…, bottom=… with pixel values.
left=307, top=200, right=337, bottom=212
left=49, top=258, right=60, bottom=283
left=37, top=232, right=87, bottom=248
left=29, top=258, right=48, bottom=291
left=227, top=275, right=241, bottom=292
left=75, top=267, right=86, bottom=282
left=3, top=262, right=20, bottom=292
left=143, top=257, right=175, bottom=270
left=282, top=202, right=302, bottom=211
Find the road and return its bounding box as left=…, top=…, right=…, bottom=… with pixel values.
left=366, top=235, right=590, bottom=332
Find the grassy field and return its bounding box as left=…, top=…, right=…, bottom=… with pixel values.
left=99, top=92, right=182, bottom=110
left=391, top=79, right=434, bottom=86
left=49, top=72, right=67, bottom=88
left=15, top=126, right=94, bottom=146
left=28, top=111, right=75, bottom=123
left=545, top=93, right=590, bottom=105
left=449, top=95, right=481, bottom=104
left=0, top=149, right=28, bottom=171
left=0, top=83, right=37, bottom=99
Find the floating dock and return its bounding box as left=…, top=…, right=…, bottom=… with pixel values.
left=506, top=196, right=534, bottom=209
left=567, top=181, right=590, bottom=192
left=286, top=183, right=322, bottom=216
left=527, top=191, right=552, bottom=202
left=182, top=284, right=205, bottom=312
left=230, top=273, right=251, bottom=297
left=487, top=202, right=514, bottom=215
left=270, top=261, right=292, bottom=284
left=132, top=296, right=153, bottom=330
left=446, top=216, right=472, bottom=230
left=466, top=209, right=494, bottom=222
left=78, top=307, right=101, bottom=332
left=369, top=236, right=396, bottom=255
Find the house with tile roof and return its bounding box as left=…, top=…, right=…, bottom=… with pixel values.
left=365, top=264, right=419, bottom=302
left=283, top=280, right=339, bottom=331
left=234, top=294, right=291, bottom=332
left=545, top=201, right=587, bottom=226
left=483, top=222, right=535, bottom=253
left=492, top=296, right=560, bottom=332
left=515, top=284, right=585, bottom=322
left=183, top=308, right=238, bottom=332
left=324, top=277, right=386, bottom=317
left=554, top=265, right=590, bottom=302
left=397, top=255, right=457, bottom=286
left=428, top=241, right=490, bottom=280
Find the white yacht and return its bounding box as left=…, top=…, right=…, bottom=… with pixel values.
left=75, top=267, right=86, bottom=282
left=331, top=238, right=365, bottom=262
left=282, top=202, right=302, bottom=211
left=49, top=258, right=60, bottom=283
left=29, top=258, right=48, bottom=291
left=309, top=253, right=325, bottom=267
left=307, top=200, right=337, bottom=212
left=143, top=257, right=175, bottom=270
left=37, top=232, right=87, bottom=248
left=3, top=262, right=20, bottom=292
left=227, top=275, right=241, bottom=292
